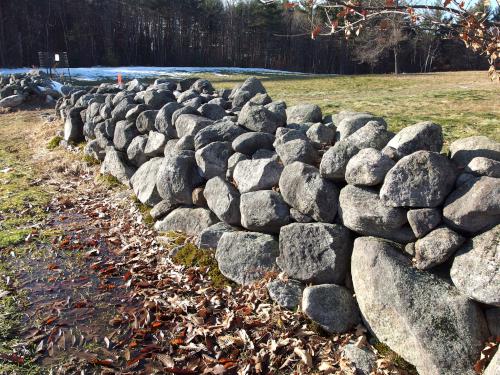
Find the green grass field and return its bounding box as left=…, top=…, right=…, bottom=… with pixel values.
left=205, top=71, right=499, bottom=148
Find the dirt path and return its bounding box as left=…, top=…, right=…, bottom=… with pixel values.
left=0, top=107, right=419, bottom=374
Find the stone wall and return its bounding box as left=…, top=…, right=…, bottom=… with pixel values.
left=55, top=76, right=500, bottom=375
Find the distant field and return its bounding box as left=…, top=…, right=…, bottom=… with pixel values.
left=207, top=71, right=499, bottom=147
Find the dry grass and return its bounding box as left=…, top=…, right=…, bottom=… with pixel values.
left=207, top=71, right=499, bottom=147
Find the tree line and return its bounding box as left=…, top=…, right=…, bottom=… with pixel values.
left=0, top=0, right=493, bottom=74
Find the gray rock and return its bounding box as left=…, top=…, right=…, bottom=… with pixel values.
left=450, top=225, right=500, bottom=306
left=233, top=158, right=283, bottom=193
left=111, top=98, right=135, bottom=122
left=455, top=172, right=477, bottom=187
left=302, top=284, right=360, bottom=333
left=279, top=162, right=339, bottom=223
left=265, top=101, right=287, bottom=124
left=100, top=148, right=136, bottom=186
left=232, top=132, right=275, bottom=155
left=485, top=308, right=500, bottom=337
left=249, top=93, right=272, bottom=105
left=450, top=136, right=500, bottom=169
left=289, top=208, right=313, bottom=223
left=113, top=120, right=140, bottom=152
left=414, top=226, right=465, bottom=270
left=286, top=104, right=322, bottom=124
left=226, top=152, right=249, bottom=180
left=319, top=140, right=360, bottom=181
left=252, top=149, right=279, bottom=161
left=215, top=231, right=279, bottom=285
left=144, top=131, right=167, bottom=157
left=191, top=79, right=214, bottom=94
left=154, top=102, right=183, bottom=137
left=465, top=157, right=500, bottom=177
left=346, top=120, right=394, bottom=150
left=154, top=207, right=218, bottom=236
left=240, top=191, right=290, bottom=234
left=194, top=120, right=246, bottom=150
left=342, top=344, right=377, bottom=375
left=0, top=94, right=24, bottom=108
left=275, top=139, right=319, bottom=166
left=204, top=177, right=241, bottom=225
left=273, top=129, right=308, bottom=148
left=380, top=151, right=457, bottom=208
left=196, top=222, right=236, bottom=250
left=177, top=77, right=200, bottom=92
left=195, top=141, right=233, bottom=179
left=156, top=151, right=204, bottom=205
left=127, top=135, right=149, bottom=167
left=306, top=123, right=335, bottom=147
left=231, top=77, right=266, bottom=102
left=345, top=148, right=395, bottom=186
left=130, top=157, right=163, bottom=206
left=231, top=90, right=252, bottom=108
left=407, top=208, right=442, bottom=238
left=352, top=236, right=489, bottom=375
left=143, top=90, right=174, bottom=109
left=175, top=114, right=213, bottom=138
left=266, top=279, right=304, bottom=310
left=385, top=121, right=443, bottom=158
left=339, top=185, right=414, bottom=243
left=150, top=200, right=178, bottom=221
left=136, top=110, right=158, bottom=134
left=64, top=116, right=84, bottom=143
left=177, top=88, right=200, bottom=104
left=336, top=114, right=386, bottom=140
left=238, top=101, right=284, bottom=134
left=443, top=176, right=500, bottom=234
left=277, top=223, right=351, bottom=284
left=83, top=140, right=106, bottom=161
left=198, top=103, right=226, bottom=121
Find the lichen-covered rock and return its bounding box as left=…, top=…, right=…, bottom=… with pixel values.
left=154, top=206, right=218, bottom=236
left=113, top=120, right=140, bottom=151
left=193, top=119, right=245, bottom=150
left=204, top=177, right=241, bottom=225
left=414, top=226, right=465, bottom=270
left=385, top=121, right=443, bottom=158
left=450, top=224, right=500, bottom=306
left=450, top=136, right=500, bottom=169
left=302, top=284, right=360, bottom=333
left=286, top=104, right=322, bottom=124
left=130, top=157, right=163, bottom=206
left=352, top=236, right=489, bottom=375
left=380, top=151, right=457, bottom=208
left=345, top=148, right=395, bottom=186
left=275, top=139, right=319, bottom=166
left=196, top=222, right=236, bottom=250
left=306, top=123, right=335, bottom=147
left=335, top=113, right=386, bottom=141
left=341, top=344, right=377, bottom=375
left=233, top=158, right=283, bottom=193
left=240, top=190, right=290, bottom=234
left=175, top=114, right=213, bottom=138
left=144, top=131, right=167, bottom=157
left=226, top=152, right=248, bottom=180
left=127, top=135, right=149, bottom=167
left=266, top=278, right=304, bottom=310
left=443, top=176, right=500, bottom=234
left=279, top=162, right=339, bottom=223
left=407, top=208, right=441, bottom=238
left=215, top=231, right=279, bottom=285
left=195, top=141, right=233, bottom=179
left=277, top=223, right=351, bottom=284
left=150, top=200, right=178, bottom=221
left=100, top=148, right=136, bottom=186
left=238, top=101, right=284, bottom=134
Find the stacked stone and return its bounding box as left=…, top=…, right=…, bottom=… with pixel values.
left=0, top=70, right=64, bottom=108
left=57, top=76, right=500, bottom=375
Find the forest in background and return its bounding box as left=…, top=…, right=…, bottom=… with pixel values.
left=0, top=0, right=495, bottom=74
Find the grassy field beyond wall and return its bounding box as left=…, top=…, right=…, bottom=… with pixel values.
left=207, top=71, right=499, bottom=148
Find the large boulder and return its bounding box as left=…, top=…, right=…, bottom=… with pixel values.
left=0, top=94, right=24, bottom=108
left=275, top=139, right=319, bottom=166
left=414, top=226, right=465, bottom=270
left=156, top=151, right=204, bottom=205
left=113, top=120, right=140, bottom=152
left=154, top=102, right=183, bottom=137
left=449, top=136, right=500, bottom=169
left=306, top=123, right=335, bottom=147
left=380, top=151, right=457, bottom=208
left=203, top=177, right=241, bottom=225
left=100, top=148, right=137, bottom=186
left=286, top=104, right=322, bottom=124
left=198, top=103, right=226, bottom=121
left=277, top=223, right=351, bottom=284
left=143, top=89, right=174, bottom=109
left=240, top=191, right=290, bottom=234
left=238, top=101, right=284, bottom=134
left=384, top=121, right=443, bottom=158
left=450, top=224, right=500, bottom=306
left=130, top=157, right=163, bottom=206
left=215, top=232, right=279, bottom=285
left=64, top=116, right=85, bottom=143
left=279, top=162, right=339, bottom=223
left=345, top=148, right=395, bottom=186
left=336, top=113, right=386, bottom=141
left=127, top=135, right=149, bottom=167
left=407, top=208, right=441, bottom=238
left=195, top=141, right=233, bottom=179
left=144, top=131, right=167, bottom=157
left=194, top=120, right=246, bottom=150
left=175, top=114, right=213, bottom=138
left=136, top=110, right=158, bottom=134
left=339, top=185, right=414, bottom=243
left=302, top=284, right=360, bottom=333
left=443, top=176, right=500, bottom=234
left=154, top=207, right=218, bottom=236
left=232, top=132, right=275, bottom=156
left=352, top=236, right=489, bottom=375
left=233, top=158, right=283, bottom=193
